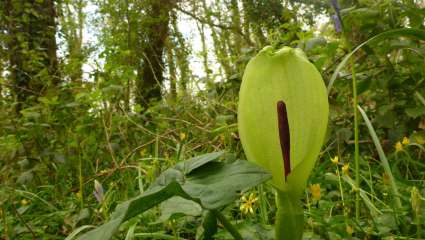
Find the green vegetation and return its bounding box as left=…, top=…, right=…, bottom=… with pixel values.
left=0, top=0, right=425, bottom=239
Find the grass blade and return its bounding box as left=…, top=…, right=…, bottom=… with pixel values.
left=415, top=91, right=425, bottom=107
left=357, top=105, right=402, bottom=209
left=65, top=225, right=95, bottom=240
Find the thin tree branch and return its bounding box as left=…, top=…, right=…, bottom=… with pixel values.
left=174, top=5, right=253, bottom=45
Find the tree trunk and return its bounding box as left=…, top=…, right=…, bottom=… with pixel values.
left=59, top=0, right=85, bottom=84
left=202, top=0, right=232, bottom=79
left=171, top=10, right=190, bottom=96
left=230, top=0, right=242, bottom=58
left=5, top=0, right=59, bottom=111
left=135, top=0, right=173, bottom=109
left=166, top=37, right=177, bottom=101
left=196, top=21, right=211, bottom=80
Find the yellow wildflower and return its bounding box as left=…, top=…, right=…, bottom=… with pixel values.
left=310, top=184, right=321, bottom=201
left=240, top=192, right=258, bottom=215
left=139, top=148, right=147, bottom=157
left=346, top=225, right=354, bottom=235
left=331, top=156, right=339, bottom=164
left=76, top=191, right=82, bottom=199
left=21, top=199, right=29, bottom=206
left=402, top=137, right=410, bottom=145
left=394, top=141, right=403, bottom=152
left=342, top=163, right=349, bottom=174
left=179, top=132, right=186, bottom=141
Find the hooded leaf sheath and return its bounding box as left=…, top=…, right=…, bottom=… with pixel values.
left=238, top=46, right=328, bottom=195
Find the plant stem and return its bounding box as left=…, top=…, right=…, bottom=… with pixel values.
left=258, top=185, right=268, bottom=224
left=202, top=210, right=217, bottom=240
left=336, top=165, right=349, bottom=232
left=134, top=233, right=187, bottom=239
left=78, top=150, right=84, bottom=208
left=275, top=190, right=304, bottom=240
left=1, top=205, right=8, bottom=240
left=351, top=57, right=360, bottom=222
left=211, top=210, right=243, bottom=240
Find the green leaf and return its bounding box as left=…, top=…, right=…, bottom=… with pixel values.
left=74, top=153, right=270, bottom=240
left=182, top=160, right=270, bottom=209
left=327, top=28, right=425, bottom=93
left=174, top=151, right=224, bottom=174
left=76, top=181, right=185, bottom=240
left=159, top=196, right=202, bottom=221
left=405, top=107, right=425, bottom=118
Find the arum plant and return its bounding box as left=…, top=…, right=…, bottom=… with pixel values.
left=238, top=46, right=329, bottom=239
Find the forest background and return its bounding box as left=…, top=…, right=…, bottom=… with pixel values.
left=1, top=0, right=425, bottom=239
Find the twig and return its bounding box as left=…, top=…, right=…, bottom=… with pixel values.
left=12, top=204, right=36, bottom=240
left=174, top=5, right=252, bottom=45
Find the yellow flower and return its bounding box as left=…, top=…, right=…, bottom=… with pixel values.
left=240, top=193, right=258, bottom=215
left=346, top=225, right=354, bottom=235
left=402, top=137, right=410, bottom=145
left=21, top=199, right=29, bottom=206
left=394, top=141, right=403, bottom=152
left=342, top=163, right=349, bottom=174
left=76, top=191, right=82, bottom=199
left=331, top=156, right=339, bottom=164
left=179, top=132, right=186, bottom=141
left=139, top=148, right=147, bottom=157
left=310, top=184, right=321, bottom=201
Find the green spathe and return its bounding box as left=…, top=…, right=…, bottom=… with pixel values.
left=238, top=46, right=328, bottom=194
left=238, top=46, right=329, bottom=239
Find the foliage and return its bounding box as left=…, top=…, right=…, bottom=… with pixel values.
left=76, top=152, right=270, bottom=240
left=0, top=0, right=424, bottom=239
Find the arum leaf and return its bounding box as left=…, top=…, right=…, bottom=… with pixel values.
left=74, top=152, right=270, bottom=240
left=159, top=196, right=202, bottom=221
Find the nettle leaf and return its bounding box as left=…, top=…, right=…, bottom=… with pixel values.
left=75, top=152, right=270, bottom=240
